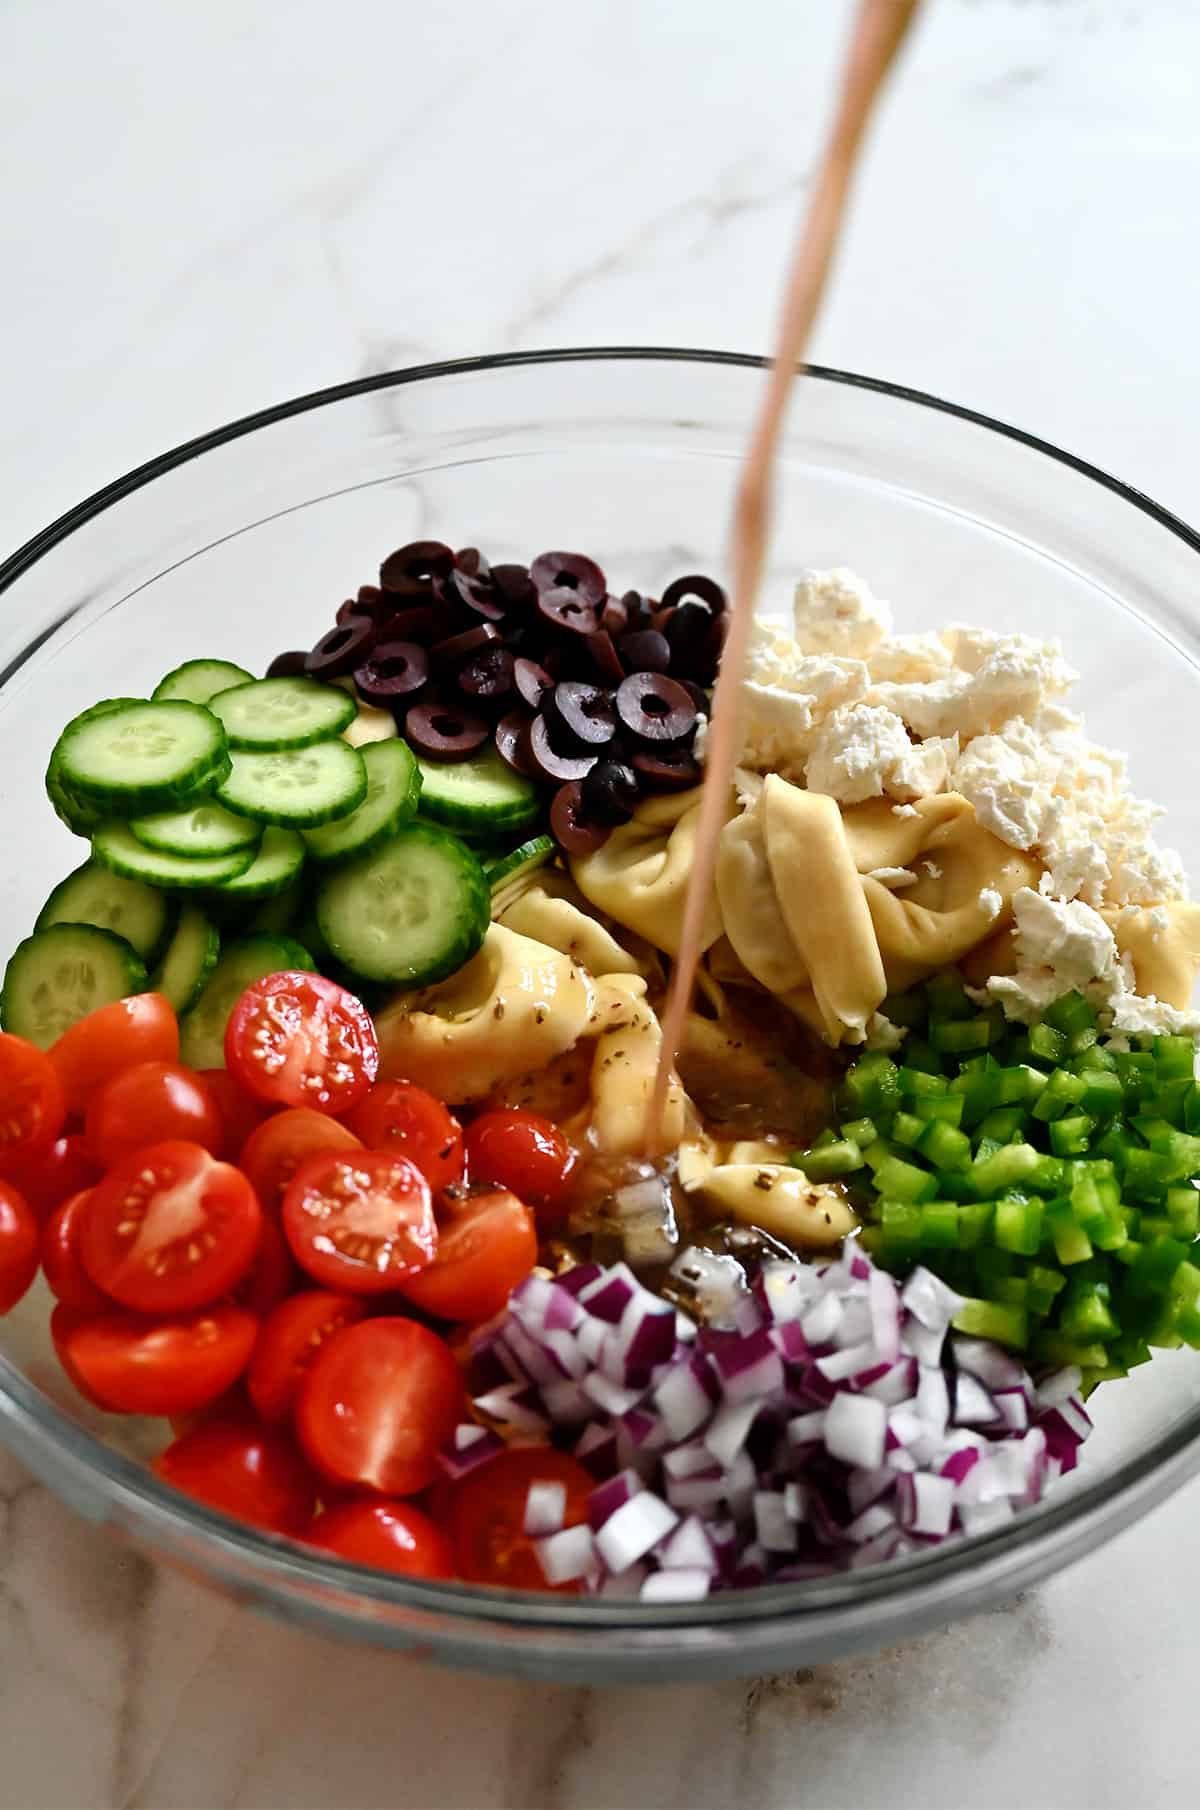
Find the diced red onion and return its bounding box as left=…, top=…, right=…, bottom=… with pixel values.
left=1034, top=1365, right=1082, bottom=1409
left=662, top=1441, right=722, bottom=1482
left=952, top=1336, right=1030, bottom=1394
left=760, top=1260, right=820, bottom=1322
left=901, top=1317, right=947, bottom=1367
left=524, top=1480, right=567, bottom=1537
left=958, top=1497, right=1016, bottom=1537
left=859, top=1358, right=917, bottom=1406
left=540, top=1379, right=594, bottom=1425
left=753, top=1490, right=798, bottom=1553
left=437, top=1422, right=506, bottom=1480
left=847, top=1464, right=895, bottom=1513
left=868, top=1268, right=902, bottom=1362
left=786, top=1409, right=828, bottom=1447
left=668, top=1247, right=750, bottom=1328
left=574, top=1420, right=619, bottom=1477
left=579, top=1263, right=639, bottom=1324
left=555, top=1262, right=604, bottom=1298
left=847, top=1500, right=898, bottom=1544
left=901, top=1266, right=965, bottom=1332
left=824, top=1393, right=887, bottom=1470
left=940, top=1445, right=981, bottom=1485
left=595, top=1561, right=648, bottom=1598
left=816, top=1339, right=881, bottom=1383
left=472, top=1383, right=550, bottom=1434
left=768, top=1321, right=811, bottom=1364
left=586, top=1468, right=642, bottom=1531
left=916, top=1365, right=950, bottom=1432
left=800, top=1292, right=843, bottom=1348
left=594, top=1491, right=678, bottom=1571
left=704, top=1399, right=761, bottom=1468
left=657, top=1515, right=718, bottom=1573
left=897, top=1470, right=954, bottom=1537
left=994, top=1388, right=1029, bottom=1433
left=783, top=1480, right=808, bottom=1522
left=952, top=1372, right=1001, bottom=1427
left=709, top=1328, right=785, bottom=1404
left=535, top=1523, right=596, bottom=1584
left=581, top=1371, right=642, bottom=1417
left=848, top=1526, right=903, bottom=1568
left=639, top=1567, right=711, bottom=1602
left=652, top=1356, right=716, bottom=1442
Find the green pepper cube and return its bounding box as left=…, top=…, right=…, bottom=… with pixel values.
left=913, top=1094, right=965, bottom=1127
left=917, top=1118, right=973, bottom=1172
left=1031, top=1067, right=1088, bottom=1123
left=918, top=1200, right=959, bottom=1248
left=1166, top=1186, right=1200, bottom=1239
left=903, top=1038, right=945, bottom=1077
left=879, top=1201, right=922, bottom=1261
left=1031, top=1330, right=1109, bottom=1369
left=1060, top=1277, right=1120, bottom=1341
left=957, top=1200, right=994, bottom=1249
left=840, top=1116, right=878, bottom=1148
left=969, top=1142, right=1042, bottom=1198
left=930, top=1017, right=994, bottom=1055
left=994, top=1194, right=1043, bottom=1256
left=952, top=1296, right=1029, bottom=1350
left=1047, top=1200, right=1093, bottom=1265
left=1029, top=1022, right=1067, bottom=1064
left=1076, top=1070, right=1124, bottom=1117
left=842, top=1054, right=903, bottom=1119
left=790, top=1138, right=864, bottom=1181
left=898, top=1066, right=948, bottom=1099
left=1043, top=991, right=1097, bottom=1039
left=1153, top=1035, right=1196, bottom=1080
left=1049, top=1114, right=1096, bottom=1158
left=873, top=1154, right=938, bottom=1204
left=925, top=972, right=975, bottom=1021
left=891, top=1112, right=925, bottom=1149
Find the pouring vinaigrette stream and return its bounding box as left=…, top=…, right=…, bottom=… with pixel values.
left=2, top=3, right=1200, bottom=1601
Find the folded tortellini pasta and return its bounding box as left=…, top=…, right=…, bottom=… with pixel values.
left=570, top=785, right=734, bottom=959
left=375, top=924, right=596, bottom=1102
left=498, top=872, right=650, bottom=978
left=717, top=780, right=1040, bottom=1044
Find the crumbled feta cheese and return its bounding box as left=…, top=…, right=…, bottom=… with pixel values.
left=692, top=713, right=709, bottom=765
left=869, top=671, right=973, bottom=740
left=892, top=802, right=920, bottom=818
left=872, top=634, right=1077, bottom=743
left=867, top=633, right=955, bottom=685
left=889, top=732, right=958, bottom=801
left=952, top=720, right=1049, bottom=849
left=804, top=703, right=915, bottom=805
left=1010, top=888, right=1117, bottom=988
left=865, top=1010, right=907, bottom=1052
left=1108, top=991, right=1200, bottom=1039
left=738, top=628, right=869, bottom=778
left=791, top=568, right=892, bottom=659
left=979, top=888, right=1002, bottom=920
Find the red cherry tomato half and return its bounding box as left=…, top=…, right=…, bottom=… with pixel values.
left=296, top=1316, right=462, bottom=1496
left=464, top=1110, right=575, bottom=1217
left=343, top=1082, right=465, bottom=1193
left=0, top=1181, right=41, bottom=1313
left=225, top=972, right=378, bottom=1115
left=0, top=1133, right=99, bottom=1219
left=239, top=1108, right=362, bottom=1218
left=446, top=1448, right=594, bottom=1592
left=80, top=1140, right=262, bottom=1314
left=282, top=1149, right=436, bottom=1295
left=247, top=1289, right=366, bottom=1426
left=197, top=1068, right=275, bottom=1160
left=230, top=1214, right=296, bottom=1318
left=0, top=1032, right=66, bottom=1167
left=155, top=1420, right=319, bottom=1536
left=49, top=994, right=178, bottom=1116
left=52, top=1302, right=258, bottom=1415
left=85, top=1061, right=225, bottom=1169
left=41, top=1189, right=108, bottom=1312
left=401, top=1187, right=537, bottom=1324
left=305, top=1498, right=454, bottom=1579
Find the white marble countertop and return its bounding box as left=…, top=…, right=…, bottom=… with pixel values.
left=3, top=1, right=1199, bottom=1805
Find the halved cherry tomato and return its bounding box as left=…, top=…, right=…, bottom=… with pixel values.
left=463, top=1110, right=575, bottom=1217
left=41, top=1189, right=108, bottom=1312
left=296, top=1316, right=462, bottom=1495
left=197, top=1068, right=275, bottom=1160
left=0, top=1133, right=99, bottom=1219
left=80, top=1140, right=262, bottom=1313
left=401, top=1186, right=537, bottom=1324
left=282, top=1150, right=436, bottom=1295
left=0, top=1181, right=41, bottom=1313
left=52, top=1302, right=258, bottom=1415
left=343, top=1082, right=465, bottom=1192
left=445, top=1448, right=594, bottom=1592
left=225, top=972, right=378, bottom=1115
left=231, top=1214, right=295, bottom=1318
left=155, top=1420, right=318, bottom=1535
left=0, top=1033, right=66, bottom=1167
left=305, top=1498, right=454, bottom=1579
left=247, top=1288, right=366, bottom=1425
left=239, top=1109, right=361, bottom=1217
left=49, top=994, right=178, bottom=1116
left=85, top=1061, right=224, bottom=1168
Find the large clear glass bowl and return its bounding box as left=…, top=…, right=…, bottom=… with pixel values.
left=1, top=350, right=1198, bottom=1684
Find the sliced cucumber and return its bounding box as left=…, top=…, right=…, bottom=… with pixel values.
left=130, top=799, right=261, bottom=858
left=150, top=903, right=220, bottom=1014
left=46, top=699, right=142, bottom=837
left=315, top=822, right=489, bottom=987
left=1, top=924, right=147, bottom=1048
left=246, top=875, right=306, bottom=935
left=55, top=700, right=230, bottom=814
left=180, top=934, right=317, bottom=1069
left=35, top=859, right=172, bottom=962
left=302, top=740, right=421, bottom=865
left=215, top=742, right=366, bottom=828
left=153, top=658, right=255, bottom=706
left=483, top=834, right=557, bottom=892
left=208, top=826, right=306, bottom=901
left=92, top=822, right=259, bottom=891
left=415, top=744, right=541, bottom=834
left=209, top=677, right=356, bottom=752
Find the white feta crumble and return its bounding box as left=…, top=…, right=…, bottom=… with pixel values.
left=791, top=568, right=893, bottom=660
left=692, top=713, right=709, bottom=765
left=1009, top=889, right=1117, bottom=988
left=865, top=1010, right=908, bottom=1053
left=804, top=703, right=915, bottom=805
left=892, top=802, right=920, bottom=818
left=738, top=626, right=869, bottom=778
left=867, top=633, right=955, bottom=685
left=979, top=887, right=1003, bottom=921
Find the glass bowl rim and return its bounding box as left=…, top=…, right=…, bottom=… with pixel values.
left=1, top=344, right=1199, bottom=1635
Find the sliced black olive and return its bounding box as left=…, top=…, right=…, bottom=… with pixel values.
left=616, top=628, right=671, bottom=675
left=490, top=564, right=537, bottom=613
left=585, top=630, right=626, bottom=686
left=614, top=672, right=698, bottom=744
left=537, top=586, right=600, bottom=637
left=377, top=604, right=441, bottom=645
left=354, top=641, right=430, bottom=704
left=458, top=644, right=515, bottom=703
left=379, top=540, right=455, bottom=596
left=530, top=551, right=606, bottom=606
left=551, top=781, right=609, bottom=855
left=266, top=650, right=309, bottom=679
left=513, top=656, right=555, bottom=711
left=495, top=711, right=539, bottom=778
left=405, top=701, right=489, bottom=760
left=631, top=749, right=702, bottom=792
left=660, top=573, right=728, bottom=615
left=431, top=623, right=502, bottom=669
left=528, top=714, right=597, bottom=783
left=549, top=680, right=617, bottom=748
left=306, top=617, right=376, bottom=677
left=581, top=758, right=640, bottom=826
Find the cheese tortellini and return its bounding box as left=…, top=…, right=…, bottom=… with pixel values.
left=570, top=785, right=734, bottom=958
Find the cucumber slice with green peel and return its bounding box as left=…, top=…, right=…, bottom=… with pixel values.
left=302, top=740, right=421, bottom=865
left=209, top=677, right=356, bottom=752
left=92, top=822, right=259, bottom=891
left=46, top=758, right=110, bottom=835
left=1, top=924, right=148, bottom=1048
left=414, top=745, right=541, bottom=834
left=55, top=700, right=230, bottom=814
left=207, top=826, right=306, bottom=901
left=35, top=860, right=173, bottom=962
left=150, top=903, right=221, bottom=1013
left=180, top=934, right=317, bottom=1069
left=130, top=799, right=261, bottom=858
left=153, top=659, right=255, bottom=706
left=215, top=742, right=366, bottom=828
left=315, top=822, right=489, bottom=987
left=483, top=834, right=557, bottom=892
left=246, top=874, right=306, bottom=935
